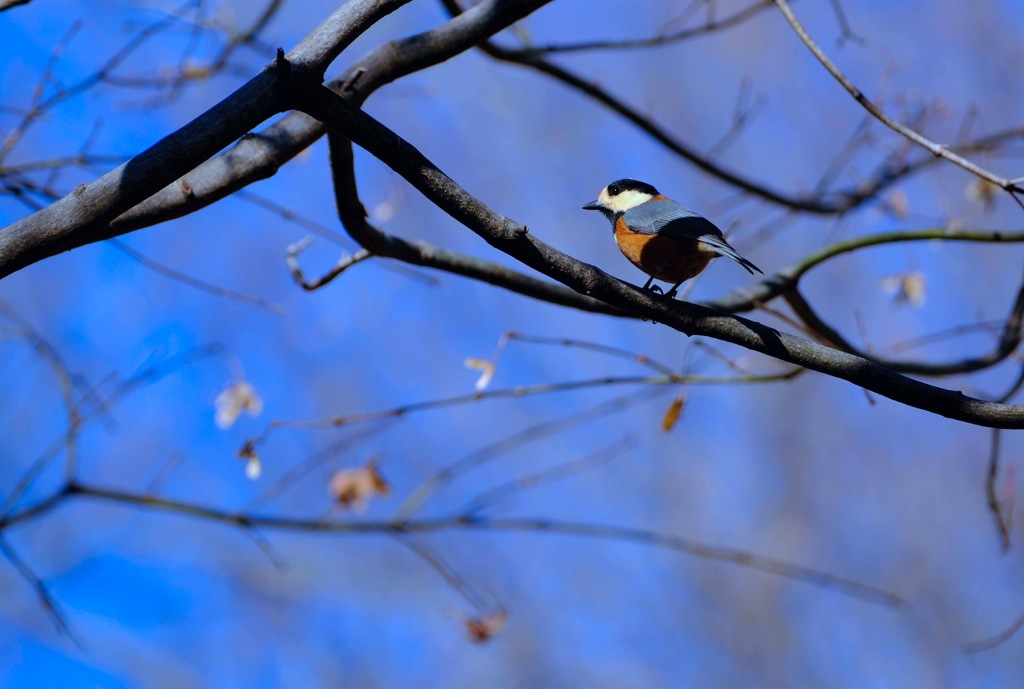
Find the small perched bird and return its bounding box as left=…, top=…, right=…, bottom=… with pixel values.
left=583, top=178, right=761, bottom=298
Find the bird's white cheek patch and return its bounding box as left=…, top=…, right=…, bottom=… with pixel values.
left=697, top=241, right=718, bottom=254
left=605, top=190, right=653, bottom=213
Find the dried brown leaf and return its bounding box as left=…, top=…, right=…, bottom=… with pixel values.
left=328, top=458, right=390, bottom=512
left=465, top=609, right=507, bottom=643
left=662, top=396, right=685, bottom=432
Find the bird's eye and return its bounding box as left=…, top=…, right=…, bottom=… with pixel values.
left=608, top=185, right=620, bottom=196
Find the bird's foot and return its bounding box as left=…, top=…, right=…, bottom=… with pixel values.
left=639, top=285, right=666, bottom=323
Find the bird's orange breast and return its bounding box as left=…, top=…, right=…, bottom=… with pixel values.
left=614, top=216, right=713, bottom=284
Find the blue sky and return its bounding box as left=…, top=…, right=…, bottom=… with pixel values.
left=2, top=0, right=1024, bottom=686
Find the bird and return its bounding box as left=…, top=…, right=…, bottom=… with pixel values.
left=583, top=178, right=762, bottom=299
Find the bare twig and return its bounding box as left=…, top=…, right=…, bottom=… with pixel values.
left=709, top=228, right=1024, bottom=316
left=965, top=610, right=1024, bottom=654
left=983, top=364, right=1024, bottom=551
left=504, top=332, right=682, bottom=379
left=508, top=0, right=776, bottom=55
left=444, top=0, right=1024, bottom=217
left=827, top=0, right=865, bottom=46
left=0, top=481, right=904, bottom=606
left=285, top=237, right=372, bottom=291
left=0, top=305, right=82, bottom=479
left=460, top=437, right=636, bottom=515
left=234, top=190, right=349, bottom=245
left=778, top=265, right=1024, bottom=377
left=0, top=535, right=76, bottom=639
left=395, top=535, right=493, bottom=612
left=773, top=0, right=1024, bottom=207
left=0, top=346, right=223, bottom=519
left=111, top=239, right=284, bottom=313
left=392, top=389, right=663, bottom=521
left=271, top=370, right=793, bottom=434
left=885, top=319, right=1005, bottom=355
left=707, top=80, right=767, bottom=159
left=985, top=428, right=1012, bottom=551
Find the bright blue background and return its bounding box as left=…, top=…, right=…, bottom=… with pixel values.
left=2, top=0, right=1024, bottom=686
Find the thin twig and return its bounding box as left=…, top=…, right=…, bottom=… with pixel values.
left=460, top=437, right=636, bottom=515
left=505, top=332, right=682, bottom=379
left=827, top=0, right=865, bottom=46
left=885, top=319, right=1005, bottom=355
left=285, top=237, right=373, bottom=291
left=272, top=371, right=795, bottom=434
left=985, top=428, right=1011, bottom=551
left=0, top=305, right=82, bottom=479
left=0, top=482, right=904, bottom=605
left=394, top=535, right=492, bottom=611
left=111, top=239, right=284, bottom=313
left=0, top=346, right=223, bottom=519
left=392, top=389, right=663, bottom=521
left=773, top=0, right=1024, bottom=207
left=964, top=610, right=1024, bottom=654
left=509, top=0, right=776, bottom=55
left=234, top=190, right=350, bottom=245
left=0, top=535, right=76, bottom=639
left=983, top=363, right=1024, bottom=551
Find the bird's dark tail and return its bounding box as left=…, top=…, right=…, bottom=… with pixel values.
left=728, top=251, right=763, bottom=275
left=700, top=234, right=763, bottom=275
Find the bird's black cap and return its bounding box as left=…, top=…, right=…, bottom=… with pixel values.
left=606, top=178, right=660, bottom=197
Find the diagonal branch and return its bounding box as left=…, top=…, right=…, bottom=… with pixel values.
left=298, top=84, right=1024, bottom=428
left=706, top=230, right=1024, bottom=376
left=440, top=0, right=1024, bottom=216
left=0, top=0, right=580, bottom=325
left=781, top=277, right=1024, bottom=377
left=773, top=0, right=1024, bottom=205
left=326, top=131, right=629, bottom=317
left=0, top=0, right=415, bottom=279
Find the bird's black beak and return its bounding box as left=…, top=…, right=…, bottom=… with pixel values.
left=582, top=201, right=603, bottom=211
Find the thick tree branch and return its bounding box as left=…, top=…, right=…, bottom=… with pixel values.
left=0, top=0, right=414, bottom=279
left=326, top=131, right=630, bottom=316
left=322, top=0, right=619, bottom=315
left=298, top=85, right=1024, bottom=428
left=0, top=0, right=32, bottom=12
left=782, top=277, right=1024, bottom=376
left=108, top=0, right=556, bottom=242
left=706, top=230, right=1024, bottom=374
left=0, top=0, right=573, bottom=325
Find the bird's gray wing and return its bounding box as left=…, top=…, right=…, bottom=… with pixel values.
left=621, top=199, right=721, bottom=239
left=621, top=199, right=762, bottom=275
